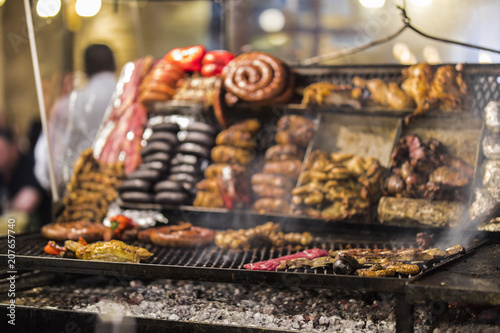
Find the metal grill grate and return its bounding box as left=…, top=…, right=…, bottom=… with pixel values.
left=1, top=233, right=419, bottom=293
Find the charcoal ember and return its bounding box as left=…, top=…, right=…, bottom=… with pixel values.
left=332, top=254, right=360, bottom=275
left=484, top=101, right=500, bottom=133
left=483, top=133, right=500, bottom=159
left=469, top=188, right=500, bottom=223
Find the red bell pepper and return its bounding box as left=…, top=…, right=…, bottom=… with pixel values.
left=202, top=50, right=235, bottom=66
left=164, top=45, right=206, bottom=72
left=201, top=50, right=235, bottom=77
left=200, top=63, right=225, bottom=77
left=44, top=241, right=66, bottom=256
left=110, top=214, right=135, bottom=239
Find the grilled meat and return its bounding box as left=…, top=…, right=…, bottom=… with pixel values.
left=228, top=119, right=261, bottom=136
left=263, top=159, right=303, bottom=180
left=429, top=64, right=467, bottom=111
left=64, top=239, right=153, bottom=263
left=265, top=144, right=303, bottom=162
left=204, top=163, right=247, bottom=178
left=215, top=129, right=256, bottom=149
left=253, top=198, right=290, bottom=215
left=301, top=82, right=362, bottom=109
left=211, top=145, right=254, bottom=165
left=352, top=77, right=415, bottom=109
left=251, top=173, right=294, bottom=190
left=41, top=221, right=111, bottom=242
left=386, top=135, right=472, bottom=201
left=193, top=190, right=225, bottom=208
left=291, top=150, right=385, bottom=221
left=215, top=222, right=312, bottom=250
left=244, top=248, right=329, bottom=271
left=275, top=115, right=315, bottom=148
left=138, top=223, right=215, bottom=248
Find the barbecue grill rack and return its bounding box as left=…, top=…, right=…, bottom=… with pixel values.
left=0, top=232, right=471, bottom=295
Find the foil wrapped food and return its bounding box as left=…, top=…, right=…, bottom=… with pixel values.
left=482, top=133, right=500, bottom=159
left=485, top=101, right=500, bottom=133
left=469, top=188, right=500, bottom=223
left=483, top=160, right=500, bottom=188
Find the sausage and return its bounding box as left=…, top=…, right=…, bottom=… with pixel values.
left=211, top=145, right=254, bottom=165
left=204, top=163, right=246, bottom=178
left=263, top=159, right=303, bottom=180
left=138, top=223, right=215, bottom=247
left=265, top=144, right=302, bottom=162
left=215, top=129, right=256, bottom=148
left=251, top=173, right=294, bottom=189
left=253, top=198, right=290, bottom=215
left=223, top=52, right=288, bottom=102
left=252, top=184, right=290, bottom=200
left=228, top=119, right=261, bottom=136
left=41, top=221, right=111, bottom=242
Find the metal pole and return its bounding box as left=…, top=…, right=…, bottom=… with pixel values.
left=23, top=0, right=60, bottom=201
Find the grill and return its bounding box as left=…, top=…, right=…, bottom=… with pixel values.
left=1, top=232, right=497, bottom=333
left=0, top=232, right=420, bottom=293
left=3, top=63, right=500, bottom=332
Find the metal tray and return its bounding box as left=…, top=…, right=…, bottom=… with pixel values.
left=311, top=113, right=402, bottom=168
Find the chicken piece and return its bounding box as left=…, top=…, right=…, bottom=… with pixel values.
left=387, top=82, right=416, bottom=109
left=263, top=159, right=303, bottom=180
left=320, top=201, right=348, bottom=221
left=326, top=167, right=351, bottom=180
left=216, top=129, right=256, bottom=149
left=401, top=63, right=436, bottom=123
left=253, top=198, right=290, bottom=215
left=65, top=240, right=153, bottom=263
left=301, top=82, right=362, bottom=109
left=303, top=190, right=324, bottom=205
left=211, top=146, right=254, bottom=165
left=251, top=173, right=294, bottom=190
left=291, top=180, right=323, bottom=196
left=228, top=119, right=261, bottom=136
left=265, top=144, right=302, bottom=162
left=215, top=222, right=311, bottom=250
left=429, top=65, right=467, bottom=111
left=299, top=170, right=328, bottom=184
left=357, top=265, right=396, bottom=277
left=352, top=77, right=415, bottom=109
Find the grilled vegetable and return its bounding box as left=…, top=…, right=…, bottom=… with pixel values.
left=43, top=241, right=66, bottom=256
left=164, top=45, right=206, bottom=72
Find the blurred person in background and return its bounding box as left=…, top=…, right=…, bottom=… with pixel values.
left=0, top=126, right=45, bottom=233
left=35, top=44, right=117, bottom=198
